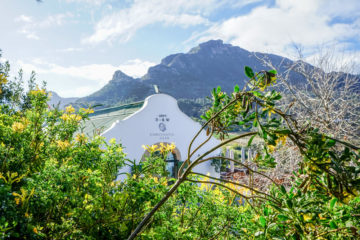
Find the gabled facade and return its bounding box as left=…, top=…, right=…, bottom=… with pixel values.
left=85, top=94, right=221, bottom=180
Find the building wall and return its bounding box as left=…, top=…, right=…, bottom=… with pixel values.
left=102, top=94, right=221, bottom=180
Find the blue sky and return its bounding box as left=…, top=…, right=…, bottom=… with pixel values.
left=1, top=0, right=359, bottom=97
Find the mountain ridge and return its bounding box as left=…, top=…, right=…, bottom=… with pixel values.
left=71, top=40, right=358, bottom=110
left=76, top=40, right=292, bottom=105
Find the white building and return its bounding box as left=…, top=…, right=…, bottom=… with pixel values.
left=82, top=93, right=221, bottom=180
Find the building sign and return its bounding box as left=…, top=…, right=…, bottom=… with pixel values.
left=151, top=114, right=173, bottom=140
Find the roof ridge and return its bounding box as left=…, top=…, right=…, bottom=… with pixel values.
left=89, top=101, right=144, bottom=117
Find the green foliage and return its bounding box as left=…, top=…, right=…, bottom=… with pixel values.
left=130, top=66, right=360, bottom=239
left=1, top=59, right=359, bottom=239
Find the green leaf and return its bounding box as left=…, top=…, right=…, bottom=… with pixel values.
left=263, top=207, right=269, bottom=216
left=286, top=199, right=293, bottom=208
left=200, top=115, right=208, bottom=120
left=216, top=86, right=221, bottom=94
left=234, top=84, right=240, bottom=93
left=259, top=216, right=267, bottom=227
left=327, top=139, right=336, bottom=147
left=247, top=135, right=256, bottom=147
left=280, top=185, right=287, bottom=194
left=278, top=214, right=289, bottom=221
left=294, top=224, right=303, bottom=234
left=330, top=197, right=337, bottom=209
left=275, top=129, right=291, bottom=134
left=245, top=66, right=255, bottom=78
left=329, top=220, right=338, bottom=229
left=212, top=88, right=216, bottom=96
left=253, top=118, right=258, bottom=127
left=252, top=91, right=263, bottom=98
left=268, top=69, right=277, bottom=75
left=272, top=93, right=282, bottom=100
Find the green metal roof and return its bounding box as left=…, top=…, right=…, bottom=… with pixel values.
left=79, top=101, right=144, bottom=137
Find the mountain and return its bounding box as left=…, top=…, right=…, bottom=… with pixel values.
left=48, top=91, right=78, bottom=109
left=78, top=70, right=152, bottom=105
left=75, top=40, right=293, bottom=106
left=75, top=40, right=358, bottom=108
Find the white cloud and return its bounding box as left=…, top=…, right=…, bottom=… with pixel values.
left=15, top=12, right=73, bottom=40
left=304, top=48, right=360, bottom=74
left=64, top=0, right=106, bottom=5
left=19, top=29, right=40, bottom=40
left=83, top=0, right=220, bottom=44
left=56, top=47, right=83, bottom=52
left=190, top=0, right=360, bottom=57
left=15, top=15, right=33, bottom=23
left=17, top=58, right=156, bottom=97
left=118, top=59, right=156, bottom=78
left=39, top=13, right=73, bottom=27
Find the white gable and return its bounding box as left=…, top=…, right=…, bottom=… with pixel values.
left=101, top=93, right=221, bottom=180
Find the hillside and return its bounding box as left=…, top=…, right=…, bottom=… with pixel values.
left=48, top=91, right=78, bottom=109
left=75, top=40, right=302, bottom=106
left=71, top=40, right=359, bottom=118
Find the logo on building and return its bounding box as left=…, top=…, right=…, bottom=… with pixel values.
left=155, top=114, right=169, bottom=132
left=159, top=123, right=166, bottom=132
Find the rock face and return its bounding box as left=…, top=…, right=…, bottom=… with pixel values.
left=48, top=91, right=78, bottom=109
left=76, top=40, right=286, bottom=105
left=79, top=70, right=152, bottom=105
left=76, top=39, right=358, bottom=106
left=140, top=40, right=289, bottom=98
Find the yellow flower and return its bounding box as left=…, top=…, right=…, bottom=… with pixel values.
left=0, top=73, right=8, bottom=92
left=60, top=113, right=70, bottom=121
left=268, top=144, right=275, bottom=153
left=60, top=113, right=82, bottom=122
left=342, top=189, right=359, bottom=204
left=234, top=101, right=242, bottom=114
left=305, top=223, right=315, bottom=229
left=65, top=105, right=75, bottom=113
left=75, top=133, right=87, bottom=143
left=80, top=108, right=94, bottom=114
left=302, top=213, right=313, bottom=222
left=258, top=73, right=277, bottom=91
left=159, top=143, right=168, bottom=154
left=75, top=115, right=82, bottom=121
left=152, top=177, right=159, bottom=184
left=0, top=73, right=8, bottom=84
left=33, top=227, right=38, bottom=234
left=275, top=135, right=287, bottom=146
left=56, top=140, right=70, bottom=150
left=12, top=122, right=25, bottom=133
left=168, top=142, right=176, bottom=151
left=149, top=144, right=158, bottom=153
left=142, top=144, right=158, bottom=153
left=263, top=105, right=276, bottom=117
left=29, top=87, right=46, bottom=97
left=160, top=178, right=168, bottom=186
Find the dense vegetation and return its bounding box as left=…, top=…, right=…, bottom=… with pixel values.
left=1, top=52, right=359, bottom=239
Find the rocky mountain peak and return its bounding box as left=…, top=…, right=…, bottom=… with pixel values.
left=112, top=70, right=134, bottom=82
left=77, top=40, right=337, bottom=105
left=188, top=39, right=234, bottom=54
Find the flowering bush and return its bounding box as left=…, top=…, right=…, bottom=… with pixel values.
left=1, top=58, right=359, bottom=239
left=129, top=66, right=360, bottom=239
